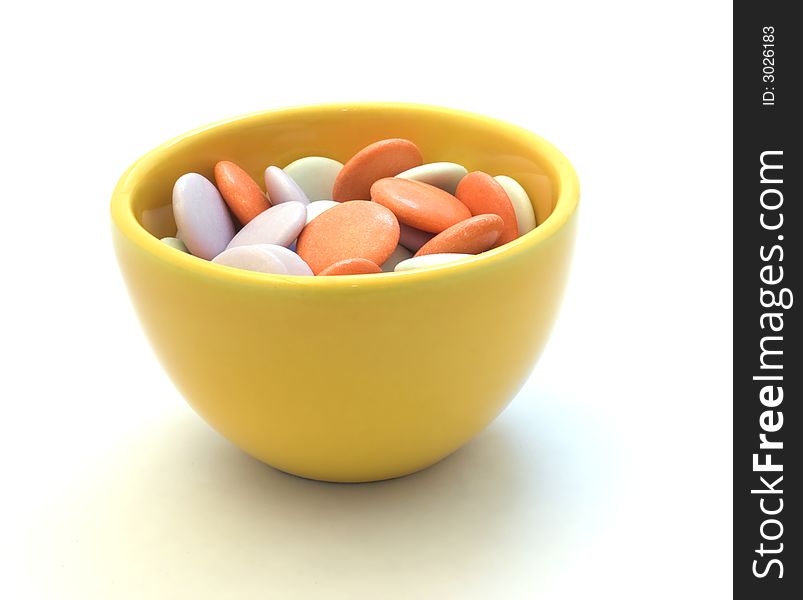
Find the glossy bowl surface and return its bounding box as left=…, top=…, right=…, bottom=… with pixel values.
left=111, top=103, right=579, bottom=482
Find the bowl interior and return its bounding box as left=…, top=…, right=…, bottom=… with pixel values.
left=119, top=104, right=563, bottom=242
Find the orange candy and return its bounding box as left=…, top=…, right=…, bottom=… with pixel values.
left=414, top=214, right=504, bottom=257
left=332, top=139, right=423, bottom=202
left=318, top=258, right=382, bottom=276
left=455, top=171, right=518, bottom=247
left=296, top=201, right=400, bottom=274
left=370, top=178, right=472, bottom=234
left=214, top=161, right=271, bottom=224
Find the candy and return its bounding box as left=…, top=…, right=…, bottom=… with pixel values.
left=214, top=160, right=270, bottom=224
left=494, top=175, right=536, bottom=235
left=398, top=223, right=435, bottom=252
left=414, top=214, right=503, bottom=257
left=319, top=258, right=383, bottom=276
left=284, top=157, right=344, bottom=201
left=381, top=245, right=413, bottom=272
left=258, top=244, right=314, bottom=275
left=332, top=139, right=423, bottom=202
left=226, top=201, right=306, bottom=249
left=305, top=200, right=339, bottom=224
left=297, top=201, right=400, bottom=274
left=454, top=172, right=518, bottom=247
left=396, top=162, right=467, bottom=195
left=172, top=173, right=235, bottom=260
left=212, top=244, right=312, bottom=275
left=370, top=177, right=471, bottom=234
left=168, top=139, right=540, bottom=277
left=264, top=166, right=310, bottom=206
left=161, top=237, right=188, bottom=253
left=394, top=253, right=473, bottom=272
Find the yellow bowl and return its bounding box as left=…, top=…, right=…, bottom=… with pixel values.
left=111, top=103, right=579, bottom=482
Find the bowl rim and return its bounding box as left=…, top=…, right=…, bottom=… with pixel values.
left=110, top=102, right=580, bottom=288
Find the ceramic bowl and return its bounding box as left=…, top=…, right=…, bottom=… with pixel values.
left=110, top=103, right=579, bottom=482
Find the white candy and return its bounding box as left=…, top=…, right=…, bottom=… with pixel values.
left=212, top=244, right=313, bottom=276
left=284, top=157, right=344, bottom=201
left=160, top=237, right=188, bottom=253
left=396, top=162, right=468, bottom=195
left=494, top=175, right=536, bottom=235
left=172, top=173, right=235, bottom=260
left=394, top=253, right=472, bottom=272
left=212, top=245, right=288, bottom=274
left=264, top=166, right=310, bottom=205
left=261, top=245, right=314, bottom=276
left=381, top=245, right=413, bottom=272
left=226, top=201, right=306, bottom=249
left=305, top=200, right=339, bottom=224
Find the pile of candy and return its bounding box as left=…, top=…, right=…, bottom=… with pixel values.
left=164, top=138, right=537, bottom=276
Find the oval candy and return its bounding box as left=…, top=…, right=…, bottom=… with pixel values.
left=370, top=178, right=471, bottom=234
left=332, top=138, right=423, bottom=202
left=494, top=175, right=536, bottom=235
left=214, top=160, right=270, bottom=224
left=319, top=258, right=383, bottom=276
left=259, top=245, right=314, bottom=275
left=284, top=156, right=344, bottom=201
left=394, top=253, right=473, bottom=273
left=212, top=243, right=313, bottom=276
left=226, top=201, right=306, bottom=249
left=296, top=201, right=400, bottom=274
left=455, top=171, right=518, bottom=247
left=264, top=166, right=310, bottom=205
left=415, top=214, right=504, bottom=257
left=396, top=162, right=468, bottom=195
left=172, top=173, right=235, bottom=260
left=212, top=244, right=289, bottom=275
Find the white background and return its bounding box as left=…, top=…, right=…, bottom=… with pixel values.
left=1, top=1, right=733, bottom=598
